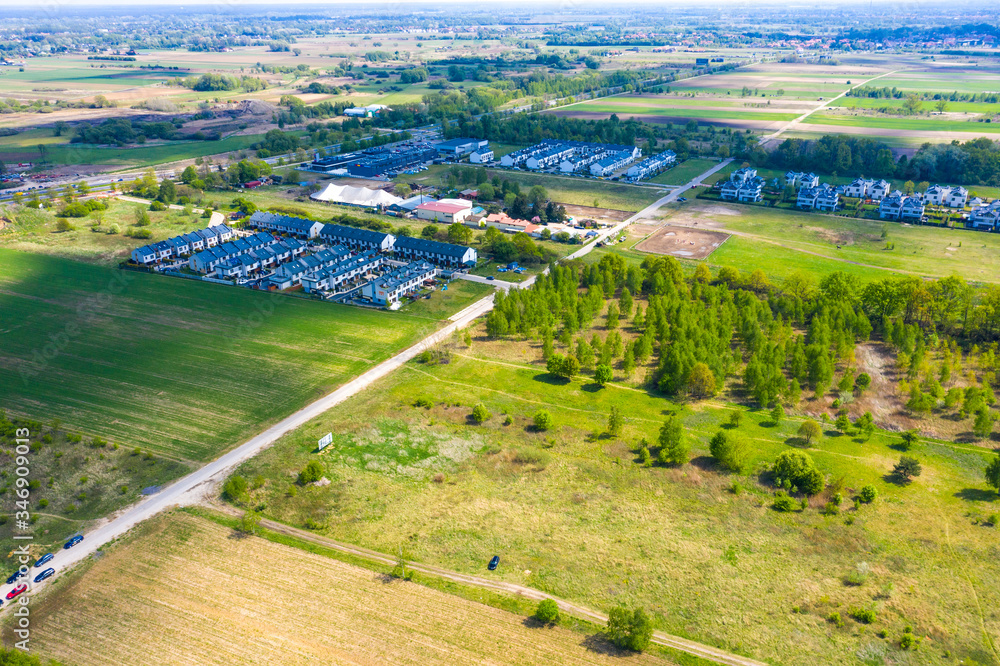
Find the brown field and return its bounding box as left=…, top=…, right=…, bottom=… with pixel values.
left=634, top=224, right=730, bottom=260
left=22, top=512, right=672, bottom=666
left=561, top=203, right=632, bottom=225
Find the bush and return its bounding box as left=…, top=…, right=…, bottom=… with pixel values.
left=772, top=450, right=823, bottom=495
left=606, top=606, right=653, bottom=653
left=106, top=223, right=121, bottom=235
left=297, top=460, right=324, bottom=485
left=709, top=430, right=751, bottom=473
left=845, top=561, right=871, bottom=586
left=533, top=409, right=553, bottom=431
left=822, top=502, right=840, bottom=516
left=535, top=598, right=560, bottom=624
left=512, top=446, right=551, bottom=468
left=55, top=218, right=74, bottom=232
left=772, top=491, right=797, bottom=512
left=851, top=608, right=876, bottom=624
left=828, top=611, right=844, bottom=628
left=413, top=397, right=433, bottom=409
left=149, top=200, right=167, bottom=211
left=223, top=475, right=248, bottom=502
left=900, top=632, right=916, bottom=649
left=859, top=484, right=878, bottom=503
left=471, top=402, right=491, bottom=424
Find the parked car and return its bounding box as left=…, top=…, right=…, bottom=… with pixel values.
left=6, top=584, right=26, bottom=600
left=33, top=553, right=53, bottom=568
left=5, top=571, right=24, bottom=585
left=488, top=555, right=500, bottom=571
left=487, top=276, right=495, bottom=281
left=64, top=535, right=84, bottom=549
left=33, top=568, right=55, bottom=584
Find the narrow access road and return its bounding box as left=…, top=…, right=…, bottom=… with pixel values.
left=115, top=195, right=226, bottom=226
left=759, top=69, right=901, bottom=148
left=215, top=508, right=768, bottom=666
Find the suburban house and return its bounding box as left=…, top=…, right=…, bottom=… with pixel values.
left=301, top=252, right=384, bottom=294
left=970, top=201, right=1000, bottom=230
left=483, top=212, right=536, bottom=234
left=392, top=236, right=478, bottom=267
left=470, top=148, right=494, bottom=164
left=248, top=211, right=324, bottom=239
left=415, top=200, right=473, bottom=224
left=844, top=178, right=874, bottom=199
left=362, top=261, right=437, bottom=306
left=922, top=184, right=947, bottom=205
left=900, top=196, right=926, bottom=221
left=625, top=151, right=676, bottom=181
left=784, top=171, right=819, bottom=189
left=945, top=186, right=969, bottom=208
left=814, top=185, right=841, bottom=212
left=796, top=186, right=820, bottom=210
left=319, top=224, right=395, bottom=252
left=878, top=193, right=904, bottom=219
left=720, top=167, right=764, bottom=202
left=870, top=179, right=891, bottom=200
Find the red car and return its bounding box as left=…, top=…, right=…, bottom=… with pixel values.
left=6, top=584, right=26, bottom=600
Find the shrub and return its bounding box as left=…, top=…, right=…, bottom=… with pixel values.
left=106, top=223, right=121, bottom=235
left=859, top=485, right=878, bottom=503
left=828, top=611, right=844, bottom=628
left=899, top=632, right=915, bottom=649
left=413, top=397, right=433, bottom=409
left=772, top=491, right=797, bottom=512
left=512, top=446, right=551, bottom=468
left=297, top=460, right=324, bottom=484
left=120, top=485, right=129, bottom=494
left=533, top=409, right=553, bottom=431
left=503, top=415, right=513, bottom=426
left=822, top=502, right=840, bottom=516
left=851, top=608, right=877, bottom=624
left=149, top=200, right=167, bottom=211
left=38, top=499, right=48, bottom=508
left=55, top=218, right=74, bottom=232
left=471, top=403, right=491, bottom=424
left=772, top=450, right=823, bottom=495
left=593, top=364, right=613, bottom=386
left=845, top=561, right=871, bottom=586
left=223, top=475, right=248, bottom=502
left=709, top=430, right=751, bottom=473
left=986, top=512, right=999, bottom=527
left=535, top=599, right=560, bottom=624
left=877, top=629, right=889, bottom=639
left=606, top=606, right=653, bottom=653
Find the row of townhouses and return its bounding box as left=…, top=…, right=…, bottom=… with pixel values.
left=361, top=261, right=438, bottom=306
left=626, top=151, right=677, bottom=181
left=267, top=245, right=352, bottom=290
left=878, top=192, right=926, bottom=222
left=499, top=139, right=641, bottom=177
left=301, top=252, right=385, bottom=294
left=787, top=173, right=969, bottom=209
left=189, top=232, right=305, bottom=274
left=215, top=238, right=308, bottom=279
left=796, top=184, right=842, bottom=212
left=131, top=225, right=236, bottom=264
left=246, top=212, right=478, bottom=267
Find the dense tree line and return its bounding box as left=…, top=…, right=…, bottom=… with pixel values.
left=71, top=118, right=219, bottom=145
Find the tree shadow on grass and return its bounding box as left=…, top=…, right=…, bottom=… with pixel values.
left=882, top=473, right=912, bottom=487
left=888, top=443, right=914, bottom=453
left=521, top=616, right=548, bottom=629
left=581, top=383, right=603, bottom=393
left=954, top=488, right=999, bottom=503
left=784, top=436, right=810, bottom=448
left=580, top=634, right=634, bottom=657
left=689, top=455, right=718, bottom=472
left=533, top=373, right=570, bottom=386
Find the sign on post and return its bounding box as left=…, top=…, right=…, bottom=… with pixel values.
left=317, top=432, right=333, bottom=451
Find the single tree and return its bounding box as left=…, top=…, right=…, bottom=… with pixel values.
left=594, top=364, right=613, bottom=387
left=854, top=373, right=872, bottom=394
left=892, top=456, right=922, bottom=483
left=471, top=403, right=491, bottom=424
left=687, top=362, right=717, bottom=398
left=607, top=406, right=624, bottom=437
left=657, top=416, right=688, bottom=466
left=770, top=404, right=784, bottom=425
left=985, top=454, right=1000, bottom=496
left=709, top=430, right=751, bottom=473
left=899, top=429, right=919, bottom=451
left=533, top=409, right=553, bottom=431
left=973, top=406, right=995, bottom=440
left=798, top=420, right=822, bottom=445
left=238, top=510, right=261, bottom=535
left=606, top=605, right=653, bottom=653
left=727, top=409, right=743, bottom=428
left=535, top=599, right=560, bottom=624
left=297, top=460, right=324, bottom=485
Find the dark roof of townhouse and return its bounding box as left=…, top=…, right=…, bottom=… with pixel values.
left=320, top=223, right=393, bottom=244
left=249, top=211, right=318, bottom=232
left=393, top=235, right=471, bottom=258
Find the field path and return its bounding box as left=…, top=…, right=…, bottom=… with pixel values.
left=215, top=507, right=768, bottom=666
left=759, top=69, right=901, bottom=148
left=2, top=158, right=746, bottom=663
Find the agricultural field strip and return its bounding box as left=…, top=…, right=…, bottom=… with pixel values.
left=0, top=158, right=735, bottom=657
left=759, top=68, right=901, bottom=147
left=217, top=507, right=768, bottom=666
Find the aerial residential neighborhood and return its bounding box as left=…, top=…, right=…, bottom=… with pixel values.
left=3, top=2, right=1000, bottom=665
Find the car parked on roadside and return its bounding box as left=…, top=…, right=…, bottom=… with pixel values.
left=64, top=535, right=83, bottom=549
left=33, top=568, right=55, bottom=584
left=6, top=584, right=26, bottom=600
left=33, top=553, right=53, bottom=568
left=5, top=571, right=24, bottom=585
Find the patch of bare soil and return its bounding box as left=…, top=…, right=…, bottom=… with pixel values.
left=560, top=204, right=631, bottom=224
left=635, top=224, right=730, bottom=260
left=852, top=342, right=907, bottom=430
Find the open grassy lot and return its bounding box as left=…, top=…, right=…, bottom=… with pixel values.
left=228, top=337, right=1000, bottom=666
left=0, top=250, right=435, bottom=462
left=658, top=201, right=1000, bottom=284
left=19, top=511, right=673, bottom=666
left=802, top=113, right=1000, bottom=134
left=648, top=159, right=721, bottom=185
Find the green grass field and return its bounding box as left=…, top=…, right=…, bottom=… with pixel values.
left=648, top=158, right=721, bottom=185
left=0, top=250, right=438, bottom=462
left=803, top=113, right=1000, bottom=134
left=228, top=339, right=1000, bottom=666
left=559, top=99, right=799, bottom=123
left=0, top=133, right=263, bottom=167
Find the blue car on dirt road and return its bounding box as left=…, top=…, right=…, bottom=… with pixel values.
left=33, top=553, right=53, bottom=568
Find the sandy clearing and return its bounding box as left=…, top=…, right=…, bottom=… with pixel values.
left=635, top=224, right=730, bottom=260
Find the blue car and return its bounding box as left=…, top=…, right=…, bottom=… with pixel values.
left=488, top=555, right=500, bottom=571
left=63, top=535, right=84, bottom=549
left=5, top=571, right=24, bottom=585
left=33, top=553, right=53, bottom=568
left=33, top=568, right=55, bottom=584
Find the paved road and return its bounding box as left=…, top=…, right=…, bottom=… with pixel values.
left=220, top=509, right=767, bottom=666
left=453, top=272, right=520, bottom=290
left=758, top=69, right=901, bottom=148
left=3, top=158, right=746, bottom=662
